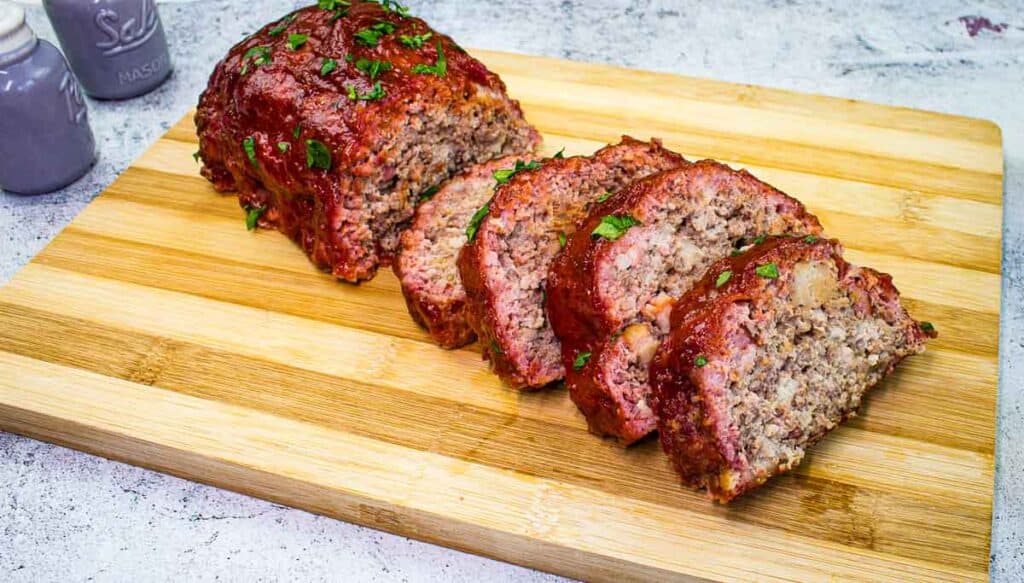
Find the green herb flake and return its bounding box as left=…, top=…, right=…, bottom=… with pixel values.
left=466, top=202, right=490, bottom=241
left=346, top=81, right=386, bottom=101
left=558, top=232, right=567, bottom=248
left=573, top=351, right=592, bottom=370
left=277, top=141, right=290, bottom=153
left=379, top=0, right=410, bottom=16
left=318, top=0, right=348, bottom=9
left=752, top=235, right=767, bottom=245
left=755, top=262, right=780, bottom=279
left=419, top=184, right=440, bottom=202
left=596, top=191, right=613, bottom=203
left=268, top=14, right=295, bottom=37
left=731, top=248, right=743, bottom=257
left=305, top=139, right=332, bottom=170
left=399, top=32, right=432, bottom=48
left=489, top=340, right=503, bottom=355
left=354, top=57, right=392, bottom=80
left=920, top=321, right=937, bottom=334
left=240, top=45, right=272, bottom=75
left=694, top=355, right=708, bottom=368
left=320, top=57, right=338, bottom=76
left=192, top=150, right=200, bottom=163
left=410, top=40, right=447, bottom=77
left=493, top=159, right=541, bottom=185
left=803, top=235, right=819, bottom=244
left=354, top=21, right=396, bottom=47
left=553, top=148, right=565, bottom=159
left=242, top=136, right=258, bottom=166
left=287, top=33, right=309, bottom=50
left=715, top=270, right=732, bottom=288
left=245, top=207, right=265, bottom=231
left=591, top=214, right=640, bottom=241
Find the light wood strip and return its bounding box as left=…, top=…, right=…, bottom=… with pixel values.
left=0, top=353, right=988, bottom=581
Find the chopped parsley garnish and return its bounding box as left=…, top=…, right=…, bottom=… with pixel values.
left=411, top=40, right=447, bottom=77
left=245, top=207, right=265, bottom=231
left=242, top=136, right=258, bottom=166
left=268, top=14, right=295, bottom=37
left=596, top=191, right=613, bottom=203
left=354, top=22, right=396, bottom=47
left=277, top=141, right=290, bottom=153
left=240, top=45, right=271, bottom=75
left=803, top=235, right=819, bottom=243
left=553, top=148, right=565, bottom=159
left=489, top=340, right=503, bottom=355
left=591, top=214, right=640, bottom=240
left=346, top=81, right=386, bottom=101
left=418, top=184, right=440, bottom=202
left=715, top=270, right=732, bottom=288
left=305, top=139, right=332, bottom=170
left=755, top=262, right=780, bottom=279
left=558, top=232, right=567, bottom=248
left=572, top=351, right=592, bottom=370
left=731, top=248, right=743, bottom=256
left=320, top=57, right=337, bottom=76
left=466, top=203, right=490, bottom=241
left=920, top=321, right=936, bottom=334
left=399, top=32, right=432, bottom=48
left=752, top=235, right=766, bottom=245
left=694, top=355, right=708, bottom=368
left=354, top=57, right=392, bottom=80
left=287, top=33, right=309, bottom=50
left=292, top=124, right=302, bottom=139
left=493, top=159, right=541, bottom=185
left=375, top=0, right=410, bottom=16
left=192, top=150, right=200, bottom=163
left=318, top=0, right=348, bottom=9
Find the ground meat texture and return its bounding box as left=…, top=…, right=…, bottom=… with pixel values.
left=649, top=236, right=935, bottom=502
left=195, top=3, right=540, bottom=282
left=546, top=161, right=823, bottom=444
left=457, top=137, right=687, bottom=389
left=395, top=156, right=529, bottom=348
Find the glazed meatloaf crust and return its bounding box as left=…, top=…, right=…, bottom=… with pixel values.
left=395, top=155, right=533, bottom=348
left=649, top=236, right=935, bottom=502
left=458, top=137, right=687, bottom=389
left=195, top=2, right=540, bottom=282
left=547, top=161, right=823, bottom=444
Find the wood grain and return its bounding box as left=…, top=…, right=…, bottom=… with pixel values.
left=0, top=50, right=1002, bottom=581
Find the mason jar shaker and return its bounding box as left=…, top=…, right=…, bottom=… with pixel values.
left=0, top=3, right=96, bottom=195
left=43, top=0, right=172, bottom=100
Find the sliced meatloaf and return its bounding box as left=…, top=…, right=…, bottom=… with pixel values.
left=649, top=236, right=935, bottom=502
left=546, top=161, right=823, bottom=444
left=195, top=2, right=540, bottom=282
left=457, top=137, right=687, bottom=389
left=395, top=155, right=532, bottom=348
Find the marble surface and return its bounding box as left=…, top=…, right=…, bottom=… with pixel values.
left=1, top=0, right=1021, bottom=580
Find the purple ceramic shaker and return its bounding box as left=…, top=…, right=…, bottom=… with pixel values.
left=43, top=0, right=172, bottom=99
left=0, top=3, right=96, bottom=195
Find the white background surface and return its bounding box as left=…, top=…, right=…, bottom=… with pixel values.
left=1, top=1, right=1021, bottom=581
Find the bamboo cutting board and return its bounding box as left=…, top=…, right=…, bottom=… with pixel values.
left=0, top=51, right=1003, bottom=582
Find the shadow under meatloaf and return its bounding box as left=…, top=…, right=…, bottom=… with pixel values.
left=546, top=161, right=823, bottom=445
left=194, top=2, right=540, bottom=282
left=458, top=137, right=687, bottom=389
left=649, top=236, right=935, bottom=502
left=395, top=155, right=539, bottom=349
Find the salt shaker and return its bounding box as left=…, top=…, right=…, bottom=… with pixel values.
left=0, top=3, right=96, bottom=195
left=43, top=0, right=172, bottom=100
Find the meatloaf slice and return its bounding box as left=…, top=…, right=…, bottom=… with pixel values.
left=649, top=236, right=935, bottom=502
left=395, top=155, right=533, bottom=348
left=546, top=161, right=823, bottom=444
left=458, top=137, right=687, bottom=389
left=195, top=3, right=540, bottom=282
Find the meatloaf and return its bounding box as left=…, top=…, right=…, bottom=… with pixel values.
left=395, top=155, right=534, bottom=348
left=195, top=2, right=540, bottom=282
left=649, top=236, right=935, bottom=502
left=458, top=137, right=687, bottom=389
left=547, top=161, right=823, bottom=444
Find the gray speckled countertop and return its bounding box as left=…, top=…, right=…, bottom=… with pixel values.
left=1, top=1, right=1022, bottom=581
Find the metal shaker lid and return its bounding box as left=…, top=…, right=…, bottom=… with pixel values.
left=0, top=2, right=37, bottom=61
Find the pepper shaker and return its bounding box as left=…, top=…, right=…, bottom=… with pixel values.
left=0, top=3, right=96, bottom=195
left=43, top=0, right=172, bottom=100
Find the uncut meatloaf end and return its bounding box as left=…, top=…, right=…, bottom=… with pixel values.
left=649, top=236, right=935, bottom=502
left=457, top=137, right=687, bottom=389
left=195, top=2, right=540, bottom=282
left=546, top=160, right=823, bottom=444
left=395, top=155, right=534, bottom=348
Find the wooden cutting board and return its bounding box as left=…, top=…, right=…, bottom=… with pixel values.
left=0, top=50, right=1003, bottom=582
